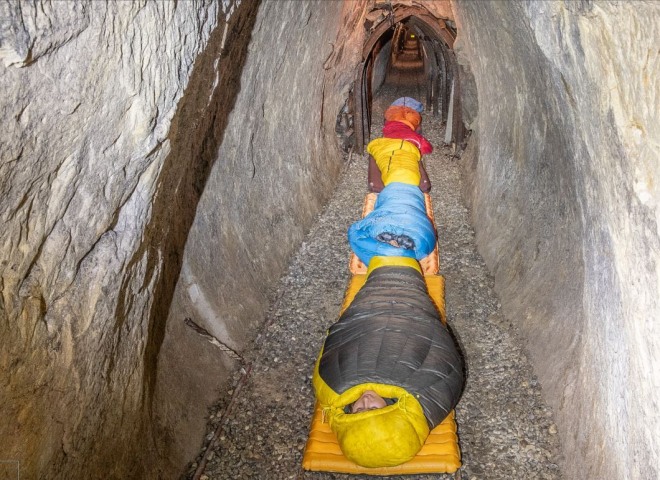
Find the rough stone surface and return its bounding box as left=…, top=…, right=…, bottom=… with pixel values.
left=2, top=0, right=656, bottom=478
left=1, top=0, right=372, bottom=476
left=453, top=1, right=660, bottom=479
left=186, top=64, right=562, bottom=480
left=154, top=0, right=371, bottom=474
left=0, top=1, right=233, bottom=477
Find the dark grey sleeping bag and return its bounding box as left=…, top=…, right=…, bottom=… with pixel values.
left=318, top=266, right=464, bottom=427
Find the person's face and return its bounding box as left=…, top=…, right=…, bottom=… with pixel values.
left=351, top=390, right=387, bottom=413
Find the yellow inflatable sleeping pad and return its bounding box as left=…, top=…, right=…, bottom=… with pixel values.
left=349, top=193, right=440, bottom=275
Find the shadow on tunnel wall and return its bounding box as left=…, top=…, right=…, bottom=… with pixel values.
left=120, top=0, right=261, bottom=475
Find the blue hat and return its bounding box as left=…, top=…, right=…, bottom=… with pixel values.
left=391, top=97, right=423, bottom=113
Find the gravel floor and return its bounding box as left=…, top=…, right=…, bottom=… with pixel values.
left=185, top=54, right=564, bottom=480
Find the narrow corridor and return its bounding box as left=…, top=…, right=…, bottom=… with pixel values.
left=3, top=2, right=656, bottom=478
left=186, top=60, right=563, bottom=480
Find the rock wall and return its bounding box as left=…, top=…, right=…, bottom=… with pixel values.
left=453, top=1, right=659, bottom=479
left=0, top=0, right=372, bottom=475
left=0, top=0, right=254, bottom=477
left=371, top=39, right=391, bottom=94
left=154, top=0, right=371, bottom=472
left=0, top=1, right=232, bottom=478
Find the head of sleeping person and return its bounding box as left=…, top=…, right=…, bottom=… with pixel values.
left=347, top=389, right=394, bottom=413
left=329, top=386, right=430, bottom=468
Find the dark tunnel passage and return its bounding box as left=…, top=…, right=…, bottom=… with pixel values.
left=353, top=9, right=464, bottom=155
left=370, top=25, right=428, bottom=117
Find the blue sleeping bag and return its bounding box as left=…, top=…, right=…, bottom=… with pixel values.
left=348, top=183, right=436, bottom=266
left=391, top=97, right=424, bottom=113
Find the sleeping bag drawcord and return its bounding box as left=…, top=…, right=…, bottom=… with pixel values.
left=387, top=141, right=406, bottom=173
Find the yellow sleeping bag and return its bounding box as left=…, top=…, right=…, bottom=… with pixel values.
left=310, top=257, right=464, bottom=469
left=312, top=258, right=430, bottom=468
left=367, top=138, right=421, bottom=187
left=303, top=268, right=461, bottom=474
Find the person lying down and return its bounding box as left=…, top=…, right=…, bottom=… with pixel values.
left=312, top=256, right=465, bottom=468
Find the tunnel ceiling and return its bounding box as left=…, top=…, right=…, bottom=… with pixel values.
left=362, top=4, right=455, bottom=58
left=354, top=3, right=462, bottom=151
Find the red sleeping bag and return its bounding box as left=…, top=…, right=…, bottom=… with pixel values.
left=382, top=121, right=433, bottom=155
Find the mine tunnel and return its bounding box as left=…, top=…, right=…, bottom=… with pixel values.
left=0, top=1, right=658, bottom=479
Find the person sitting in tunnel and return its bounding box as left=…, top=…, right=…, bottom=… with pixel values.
left=312, top=256, right=465, bottom=468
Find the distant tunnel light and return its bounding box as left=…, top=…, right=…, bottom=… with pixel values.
left=410, top=34, right=415, bottom=38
